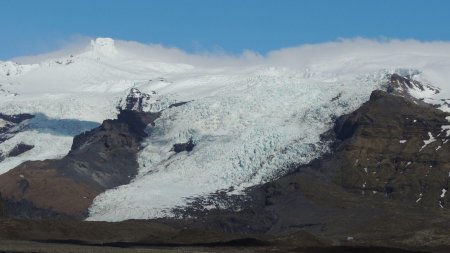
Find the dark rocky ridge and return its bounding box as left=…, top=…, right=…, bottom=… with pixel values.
left=0, top=89, right=165, bottom=218
left=0, top=109, right=160, bottom=218
left=386, top=73, right=440, bottom=98
left=7, top=143, right=34, bottom=157
left=0, top=113, right=34, bottom=125
left=118, top=87, right=154, bottom=112
left=173, top=138, right=195, bottom=153
left=58, top=110, right=160, bottom=190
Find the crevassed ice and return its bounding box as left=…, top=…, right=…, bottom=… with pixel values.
left=87, top=71, right=384, bottom=221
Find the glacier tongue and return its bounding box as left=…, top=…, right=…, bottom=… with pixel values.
left=87, top=70, right=385, bottom=221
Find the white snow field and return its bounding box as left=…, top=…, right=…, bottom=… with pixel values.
left=2, top=38, right=450, bottom=221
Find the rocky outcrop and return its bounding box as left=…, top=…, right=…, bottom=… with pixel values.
left=172, top=139, right=195, bottom=153
left=118, top=88, right=155, bottom=112
left=61, top=110, right=160, bottom=190
left=7, top=143, right=34, bottom=157
left=386, top=73, right=440, bottom=97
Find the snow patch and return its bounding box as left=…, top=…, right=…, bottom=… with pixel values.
left=0, top=119, right=10, bottom=128
left=441, top=125, right=450, bottom=137
left=420, top=132, right=436, bottom=151
left=441, top=189, right=447, bottom=198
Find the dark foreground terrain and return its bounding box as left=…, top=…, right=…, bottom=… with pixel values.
left=1, top=75, right=450, bottom=252
left=0, top=242, right=435, bottom=253
left=0, top=219, right=437, bottom=253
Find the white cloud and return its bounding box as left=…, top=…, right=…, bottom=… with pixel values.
left=12, top=34, right=92, bottom=64
left=10, top=36, right=450, bottom=69
left=5, top=36, right=450, bottom=93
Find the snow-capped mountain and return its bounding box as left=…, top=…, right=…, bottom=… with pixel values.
left=2, top=38, right=450, bottom=221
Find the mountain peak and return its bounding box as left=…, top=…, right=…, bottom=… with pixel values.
left=89, top=38, right=117, bottom=56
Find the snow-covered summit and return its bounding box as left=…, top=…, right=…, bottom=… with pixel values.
left=88, top=37, right=118, bottom=56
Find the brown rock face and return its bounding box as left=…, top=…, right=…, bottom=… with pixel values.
left=0, top=161, right=100, bottom=218
left=333, top=90, right=450, bottom=208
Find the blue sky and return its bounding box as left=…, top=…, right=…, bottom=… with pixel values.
left=1, top=0, right=449, bottom=60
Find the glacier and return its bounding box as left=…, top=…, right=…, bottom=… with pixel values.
left=2, top=38, right=450, bottom=221
left=87, top=71, right=386, bottom=220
